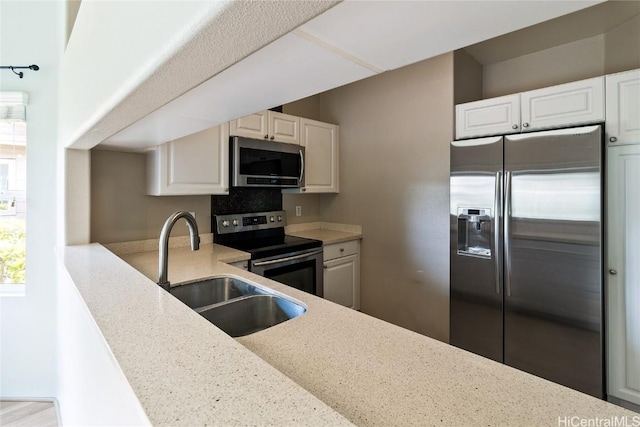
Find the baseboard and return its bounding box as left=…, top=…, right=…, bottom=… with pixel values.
left=608, top=395, right=640, bottom=414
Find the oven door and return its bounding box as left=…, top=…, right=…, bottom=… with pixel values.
left=250, top=248, right=323, bottom=297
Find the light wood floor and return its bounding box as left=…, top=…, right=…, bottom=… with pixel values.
left=0, top=401, right=58, bottom=427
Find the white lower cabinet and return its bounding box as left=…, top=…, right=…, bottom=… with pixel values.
left=607, top=143, right=640, bottom=407
left=323, top=240, right=360, bottom=310
left=146, top=123, right=229, bottom=195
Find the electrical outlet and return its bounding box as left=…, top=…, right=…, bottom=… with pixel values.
left=295, top=206, right=302, bottom=217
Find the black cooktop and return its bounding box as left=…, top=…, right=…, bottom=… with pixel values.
left=221, top=233, right=322, bottom=260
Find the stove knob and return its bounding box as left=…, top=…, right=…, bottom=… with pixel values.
left=277, top=215, right=283, bottom=222
left=270, top=216, right=275, bottom=222
left=232, top=219, right=239, bottom=226
left=222, top=220, right=230, bottom=227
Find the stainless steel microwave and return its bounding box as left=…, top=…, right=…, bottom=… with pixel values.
left=231, top=136, right=305, bottom=188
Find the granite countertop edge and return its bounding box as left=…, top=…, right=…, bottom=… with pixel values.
left=59, top=234, right=636, bottom=426
left=285, top=222, right=363, bottom=245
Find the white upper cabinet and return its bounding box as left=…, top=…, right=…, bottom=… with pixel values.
left=455, top=77, right=605, bottom=139
left=520, top=77, right=604, bottom=131
left=146, top=123, right=229, bottom=196
left=456, top=94, right=520, bottom=139
left=606, top=69, right=640, bottom=146
left=228, top=111, right=268, bottom=140
left=300, top=118, right=339, bottom=193
left=270, top=111, right=300, bottom=144
left=230, top=110, right=300, bottom=145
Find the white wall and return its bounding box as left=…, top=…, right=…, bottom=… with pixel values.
left=56, top=264, right=150, bottom=425
left=0, top=1, right=64, bottom=398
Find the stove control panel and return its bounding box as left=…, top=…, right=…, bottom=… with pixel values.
left=214, top=210, right=287, bottom=234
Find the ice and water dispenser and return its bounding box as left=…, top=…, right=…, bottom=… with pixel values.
left=457, top=208, right=492, bottom=258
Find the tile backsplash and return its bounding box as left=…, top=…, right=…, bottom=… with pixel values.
left=211, top=188, right=282, bottom=215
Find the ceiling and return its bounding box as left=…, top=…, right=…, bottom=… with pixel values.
left=464, top=0, right=640, bottom=65
left=100, top=0, right=604, bottom=151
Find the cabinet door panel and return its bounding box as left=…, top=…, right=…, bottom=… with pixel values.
left=456, top=94, right=520, bottom=139
left=301, top=118, right=338, bottom=193
left=230, top=112, right=268, bottom=139
left=606, top=69, right=640, bottom=145
left=148, top=124, right=228, bottom=195
left=521, top=77, right=604, bottom=131
left=168, top=136, right=218, bottom=186
left=324, top=255, right=357, bottom=308
left=607, top=144, right=640, bottom=406
left=269, top=111, right=300, bottom=144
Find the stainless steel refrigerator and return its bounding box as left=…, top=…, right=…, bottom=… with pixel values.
left=450, top=125, right=603, bottom=398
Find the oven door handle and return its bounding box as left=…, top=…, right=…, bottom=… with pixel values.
left=252, top=249, right=322, bottom=267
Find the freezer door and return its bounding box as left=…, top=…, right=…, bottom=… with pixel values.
left=504, top=125, right=603, bottom=398
left=450, top=136, right=503, bottom=362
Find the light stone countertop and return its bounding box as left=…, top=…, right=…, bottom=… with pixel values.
left=285, top=222, right=362, bottom=245
left=118, top=242, right=250, bottom=285
left=61, top=242, right=637, bottom=426
left=60, top=243, right=352, bottom=426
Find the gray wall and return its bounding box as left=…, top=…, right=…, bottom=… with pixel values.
left=483, top=15, right=640, bottom=97
left=287, top=53, right=455, bottom=342
left=90, top=150, right=211, bottom=243
left=454, top=50, right=483, bottom=104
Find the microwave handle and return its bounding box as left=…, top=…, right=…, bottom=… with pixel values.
left=299, top=149, right=304, bottom=183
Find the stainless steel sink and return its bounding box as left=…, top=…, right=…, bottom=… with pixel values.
left=170, top=276, right=257, bottom=309
left=199, top=294, right=306, bottom=337
left=169, top=275, right=306, bottom=336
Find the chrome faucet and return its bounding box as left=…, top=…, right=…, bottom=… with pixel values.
left=158, top=211, right=200, bottom=291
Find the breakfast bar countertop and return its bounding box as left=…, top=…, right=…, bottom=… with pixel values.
left=60, top=240, right=637, bottom=426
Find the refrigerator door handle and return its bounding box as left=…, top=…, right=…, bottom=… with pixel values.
left=504, top=170, right=512, bottom=297
left=494, top=171, right=502, bottom=294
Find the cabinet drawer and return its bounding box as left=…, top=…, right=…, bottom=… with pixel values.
left=323, top=240, right=358, bottom=261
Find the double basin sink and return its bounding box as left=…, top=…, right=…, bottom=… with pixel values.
left=169, top=275, right=306, bottom=337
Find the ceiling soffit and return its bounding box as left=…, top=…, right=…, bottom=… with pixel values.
left=63, top=1, right=339, bottom=150
left=100, top=0, right=604, bottom=150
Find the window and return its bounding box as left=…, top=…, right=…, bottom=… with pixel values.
left=0, top=93, right=27, bottom=286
